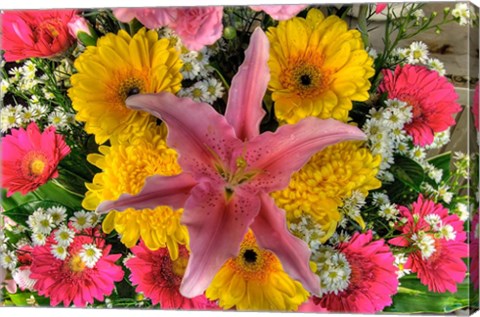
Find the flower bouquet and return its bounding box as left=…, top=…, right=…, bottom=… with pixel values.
left=0, top=1, right=479, bottom=314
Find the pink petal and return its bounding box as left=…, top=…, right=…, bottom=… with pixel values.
left=126, top=93, right=242, bottom=180
left=96, top=173, right=197, bottom=214
left=243, top=117, right=366, bottom=192
left=250, top=5, right=307, bottom=20
left=375, top=3, right=388, bottom=14
left=179, top=182, right=261, bottom=297
left=225, top=28, right=269, bottom=141
left=250, top=193, right=321, bottom=296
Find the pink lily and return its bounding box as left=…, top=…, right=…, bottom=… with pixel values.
left=96, top=28, right=366, bottom=298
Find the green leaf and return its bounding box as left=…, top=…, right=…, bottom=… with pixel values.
left=8, top=292, right=49, bottom=307
left=384, top=275, right=473, bottom=313
left=3, top=200, right=75, bottom=227
left=77, top=31, right=97, bottom=46
left=390, top=155, right=425, bottom=192
left=427, top=152, right=451, bottom=183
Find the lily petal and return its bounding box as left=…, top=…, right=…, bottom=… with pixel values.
left=250, top=193, right=321, bottom=296
left=126, top=93, right=242, bottom=179
left=180, top=182, right=261, bottom=298
left=96, top=173, right=197, bottom=214
left=225, top=28, right=269, bottom=141
left=243, top=117, right=366, bottom=192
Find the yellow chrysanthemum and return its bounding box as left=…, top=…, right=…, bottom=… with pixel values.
left=69, top=28, right=183, bottom=144
left=272, top=141, right=381, bottom=242
left=267, top=9, right=374, bottom=124
left=82, top=124, right=188, bottom=260
left=206, top=231, right=309, bottom=311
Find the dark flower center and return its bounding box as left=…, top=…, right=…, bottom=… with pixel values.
left=127, top=87, right=140, bottom=97
left=300, top=74, right=312, bottom=86
left=243, top=249, right=257, bottom=263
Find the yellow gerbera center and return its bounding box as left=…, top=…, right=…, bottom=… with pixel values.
left=69, top=28, right=183, bottom=144
left=267, top=8, right=374, bottom=124
left=83, top=124, right=188, bottom=260
left=272, top=141, right=381, bottom=242
left=281, top=55, right=330, bottom=100
left=206, top=231, right=309, bottom=311
left=22, top=151, right=48, bottom=178
left=69, top=255, right=86, bottom=273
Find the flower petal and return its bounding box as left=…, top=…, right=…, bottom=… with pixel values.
left=126, top=93, right=242, bottom=180
left=225, top=28, right=269, bottom=141
left=243, top=117, right=366, bottom=192
left=96, top=173, right=197, bottom=214
left=179, top=182, right=261, bottom=297
left=250, top=193, right=321, bottom=296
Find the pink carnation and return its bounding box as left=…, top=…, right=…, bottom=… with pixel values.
left=389, top=195, right=468, bottom=293
left=30, top=227, right=124, bottom=307
left=112, top=7, right=175, bottom=29
left=1, top=122, right=70, bottom=197
left=311, top=231, right=398, bottom=313
left=250, top=5, right=307, bottom=20
left=471, top=212, right=479, bottom=289
left=126, top=242, right=217, bottom=309
left=2, top=10, right=77, bottom=61
left=379, top=65, right=461, bottom=146
left=111, top=6, right=223, bottom=51
left=170, top=7, right=223, bottom=51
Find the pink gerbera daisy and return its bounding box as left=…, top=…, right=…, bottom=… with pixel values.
left=29, top=226, right=124, bottom=307
left=126, top=242, right=217, bottom=309
left=379, top=64, right=461, bottom=146
left=389, top=195, right=468, bottom=293
left=470, top=212, right=479, bottom=290
left=2, top=122, right=70, bottom=196
left=310, top=231, right=398, bottom=313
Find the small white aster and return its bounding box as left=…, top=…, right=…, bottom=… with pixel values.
left=439, top=224, right=456, bottom=241
left=0, top=250, right=18, bottom=270
left=31, top=232, right=47, bottom=246
left=452, top=3, right=471, bottom=26
left=407, top=41, right=429, bottom=64
left=35, top=213, right=55, bottom=235
left=79, top=244, right=102, bottom=268
left=378, top=203, right=400, bottom=220
left=424, top=214, right=442, bottom=231
left=438, top=184, right=453, bottom=204
left=412, top=232, right=436, bottom=259
left=46, top=206, right=67, bottom=225
left=394, top=253, right=411, bottom=279
left=48, top=110, right=69, bottom=129
left=408, top=146, right=426, bottom=163
left=51, top=244, right=68, bottom=260
left=454, top=203, right=469, bottom=221
left=54, top=225, right=75, bottom=247
left=426, top=58, right=446, bottom=76
left=371, top=192, right=390, bottom=207
left=70, top=210, right=93, bottom=231
left=29, top=103, right=49, bottom=120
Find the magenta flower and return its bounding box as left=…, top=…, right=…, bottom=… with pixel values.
left=375, top=3, right=388, bottom=14
left=97, top=28, right=366, bottom=298
left=250, top=5, right=307, bottom=20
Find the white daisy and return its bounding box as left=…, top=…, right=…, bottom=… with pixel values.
left=407, top=41, right=429, bottom=64
left=204, top=77, right=224, bottom=103
left=424, top=214, right=442, bottom=231
left=452, top=3, right=471, bottom=26
left=29, top=104, right=49, bottom=120
left=46, top=206, right=67, bottom=225
left=51, top=244, right=68, bottom=260
left=54, top=225, right=75, bottom=247
left=454, top=203, right=469, bottom=221
left=70, top=210, right=93, bottom=231
left=35, top=213, right=55, bottom=235
left=79, top=244, right=102, bottom=268
left=48, top=110, right=69, bottom=129
left=0, top=250, right=17, bottom=270
left=439, top=224, right=456, bottom=241
left=31, top=232, right=47, bottom=246
left=393, top=253, right=411, bottom=279
left=426, top=58, right=446, bottom=76
left=412, top=232, right=436, bottom=259
left=378, top=203, right=400, bottom=220
left=180, top=52, right=201, bottom=80
left=371, top=192, right=390, bottom=207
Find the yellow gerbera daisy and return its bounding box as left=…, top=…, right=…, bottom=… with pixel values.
left=267, top=9, right=374, bottom=124
left=206, top=231, right=309, bottom=311
left=69, top=28, right=183, bottom=144
left=82, top=124, right=188, bottom=260
left=272, top=141, right=381, bottom=242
